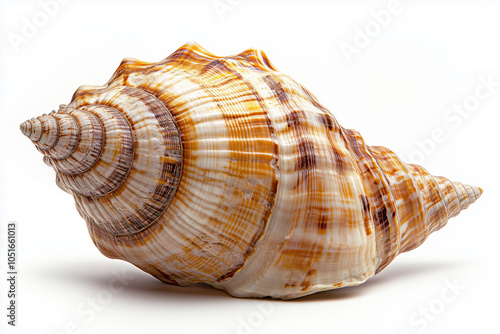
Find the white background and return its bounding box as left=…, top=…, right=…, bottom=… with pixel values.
left=1, top=1, right=499, bottom=333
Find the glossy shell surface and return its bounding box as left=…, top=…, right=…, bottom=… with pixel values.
left=21, top=42, right=482, bottom=299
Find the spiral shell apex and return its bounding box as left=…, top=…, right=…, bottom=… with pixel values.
left=21, top=42, right=482, bottom=299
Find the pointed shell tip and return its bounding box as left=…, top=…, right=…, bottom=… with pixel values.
left=20, top=120, right=31, bottom=137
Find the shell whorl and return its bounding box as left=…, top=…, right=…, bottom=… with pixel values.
left=20, top=108, right=103, bottom=174
left=21, top=42, right=482, bottom=299
left=21, top=88, right=183, bottom=235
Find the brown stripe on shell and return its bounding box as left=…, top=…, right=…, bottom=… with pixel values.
left=317, top=112, right=337, bottom=132
left=45, top=108, right=104, bottom=175
left=360, top=194, right=372, bottom=236
left=317, top=215, right=328, bottom=234
left=199, top=59, right=229, bottom=75
left=263, top=75, right=317, bottom=174
left=406, top=164, right=449, bottom=234
left=34, top=114, right=60, bottom=151
left=56, top=104, right=134, bottom=197
left=367, top=146, right=425, bottom=254
left=341, top=128, right=399, bottom=273
left=43, top=112, right=80, bottom=160
left=70, top=86, right=182, bottom=234
left=301, top=86, right=331, bottom=115
left=263, top=75, right=290, bottom=104
left=113, top=125, right=179, bottom=231
left=285, top=110, right=301, bottom=128
left=166, top=42, right=217, bottom=65
left=279, top=243, right=325, bottom=288
left=331, top=146, right=345, bottom=173
left=120, top=85, right=183, bottom=193
left=297, top=139, right=317, bottom=171
left=322, top=114, right=351, bottom=176
left=24, top=117, right=43, bottom=142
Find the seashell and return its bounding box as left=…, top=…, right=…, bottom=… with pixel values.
left=21, top=42, right=482, bottom=299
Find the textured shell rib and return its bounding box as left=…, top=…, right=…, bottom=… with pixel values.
left=21, top=42, right=482, bottom=299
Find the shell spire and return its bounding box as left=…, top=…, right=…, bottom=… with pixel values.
left=345, top=141, right=483, bottom=272
left=20, top=42, right=482, bottom=299
left=21, top=107, right=102, bottom=176
left=20, top=100, right=183, bottom=235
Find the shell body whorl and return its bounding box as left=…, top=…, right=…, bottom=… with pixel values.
left=21, top=42, right=482, bottom=299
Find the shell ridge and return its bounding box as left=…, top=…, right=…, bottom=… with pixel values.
left=234, top=48, right=278, bottom=72
left=49, top=112, right=81, bottom=160
left=56, top=104, right=134, bottom=197
left=49, top=107, right=105, bottom=175
left=426, top=173, right=451, bottom=233
left=372, top=148, right=427, bottom=254
left=340, top=130, right=400, bottom=272
left=363, top=150, right=400, bottom=272
left=67, top=85, right=182, bottom=234
left=36, top=114, right=60, bottom=151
